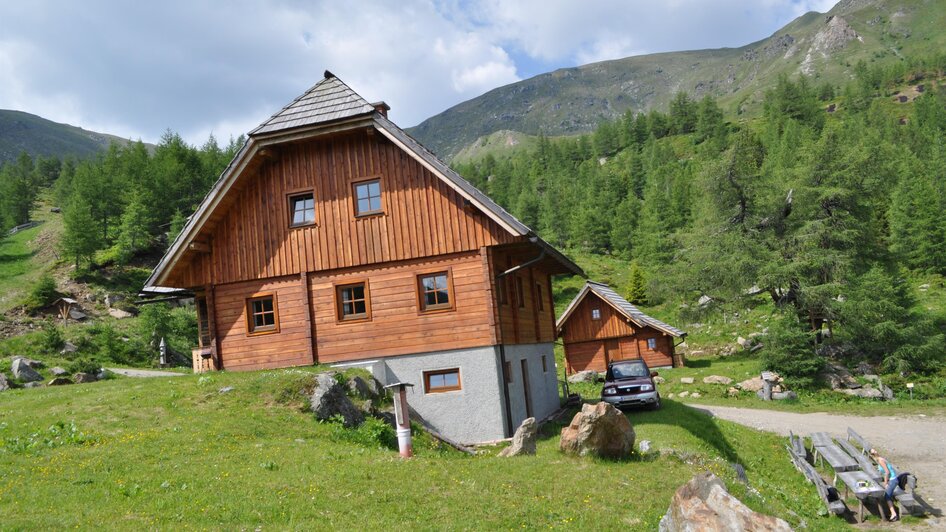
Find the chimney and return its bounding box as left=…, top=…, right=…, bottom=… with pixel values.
left=371, top=101, right=390, bottom=118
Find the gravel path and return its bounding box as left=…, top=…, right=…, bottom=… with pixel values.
left=107, top=368, right=187, bottom=378
left=689, top=404, right=945, bottom=521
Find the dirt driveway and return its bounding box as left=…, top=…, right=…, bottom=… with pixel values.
left=690, top=404, right=944, bottom=523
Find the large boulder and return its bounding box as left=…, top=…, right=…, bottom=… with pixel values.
left=310, top=373, right=364, bottom=427
left=499, top=417, right=537, bottom=457
left=840, top=386, right=883, bottom=399
left=73, top=372, right=98, bottom=384
left=737, top=377, right=764, bottom=393
left=346, top=375, right=378, bottom=400
left=108, top=308, right=134, bottom=319
left=659, top=472, right=792, bottom=532
left=11, top=358, right=42, bottom=382
left=0, top=373, right=9, bottom=391
left=15, top=357, right=44, bottom=369
left=50, top=367, right=69, bottom=377
left=820, top=363, right=859, bottom=390
left=703, top=375, right=733, bottom=385
left=567, top=370, right=601, bottom=384
left=559, top=402, right=635, bottom=459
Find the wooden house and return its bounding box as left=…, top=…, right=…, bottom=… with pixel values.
left=556, top=281, right=685, bottom=373
left=143, top=71, right=583, bottom=443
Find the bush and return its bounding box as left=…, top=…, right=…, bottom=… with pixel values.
left=39, top=321, right=65, bottom=354
left=760, top=312, right=824, bottom=388
left=67, top=357, right=102, bottom=375
left=25, top=274, right=59, bottom=311
left=327, top=416, right=396, bottom=450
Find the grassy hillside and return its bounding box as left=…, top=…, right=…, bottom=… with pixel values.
left=0, top=110, right=142, bottom=165
left=0, top=367, right=847, bottom=530
left=410, top=0, right=946, bottom=160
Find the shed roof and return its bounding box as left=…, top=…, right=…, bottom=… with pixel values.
left=144, top=72, right=583, bottom=290
left=556, top=281, right=685, bottom=337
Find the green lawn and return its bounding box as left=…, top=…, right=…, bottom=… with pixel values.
left=0, top=368, right=847, bottom=530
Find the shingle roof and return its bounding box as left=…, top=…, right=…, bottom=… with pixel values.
left=557, top=281, right=685, bottom=337
left=250, top=71, right=375, bottom=136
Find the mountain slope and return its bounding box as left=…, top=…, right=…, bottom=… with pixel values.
left=0, top=109, right=138, bottom=164
left=409, top=0, right=946, bottom=160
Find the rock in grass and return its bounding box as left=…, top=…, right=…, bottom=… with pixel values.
left=658, top=472, right=791, bottom=532
left=653, top=375, right=666, bottom=384
left=499, top=417, right=537, bottom=457
left=310, top=373, right=364, bottom=427
left=678, top=391, right=690, bottom=398
left=23, top=382, right=42, bottom=389
left=48, top=377, right=74, bottom=386
left=60, top=342, right=77, bottom=355
left=51, top=367, right=69, bottom=376
left=567, top=370, right=601, bottom=384
left=74, top=373, right=97, bottom=384
left=346, top=376, right=377, bottom=399
left=559, top=402, right=635, bottom=459
left=737, top=377, right=764, bottom=392
left=702, top=375, right=732, bottom=385
left=15, top=357, right=45, bottom=369
left=0, top=373, right=9, bottom=391
left=679, top=377, right=694, bottom=384
left=11, top=358, right=42, bottom=383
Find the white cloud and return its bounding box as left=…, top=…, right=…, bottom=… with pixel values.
left=0, top=0, right=839, bottom=144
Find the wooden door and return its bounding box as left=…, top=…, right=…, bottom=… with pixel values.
left=604, top=339, right=621, bottom=364
left=520, top=359, right=533, bottom=418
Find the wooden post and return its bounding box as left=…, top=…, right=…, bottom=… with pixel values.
left=300, top=271, right=317, bottom=365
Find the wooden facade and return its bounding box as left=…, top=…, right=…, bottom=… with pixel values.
left=146, top=74, right=581, bottom=373
left=557, top=283, right=685, bottom=373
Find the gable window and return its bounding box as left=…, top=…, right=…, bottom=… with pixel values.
left=336, top=282, right=370, bottom=321
left=535, top=283, right=544, bottom=311
left=246, top=294, right=279, bottom=335
left=289, top=192, right=315, bottom=227
left=516, top=277, right=525, bottom=308
left=418, top=271, right=452, bottom=312
left=591, top=308, right=601, bottom=320
left=647, top=338, right=657, bottom=350
left=424, top=368, right=461, bottom=393
left=353, top=179, right=382, bottom=216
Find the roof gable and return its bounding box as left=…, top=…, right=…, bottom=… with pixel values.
left=250, top=71, right=375, bottom=136
left=144, top=73, right=583, bottom=291
left=556, top=281, right=685, bottom=337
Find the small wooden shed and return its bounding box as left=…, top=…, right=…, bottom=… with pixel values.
left=556, top=281, right=685, bottom=373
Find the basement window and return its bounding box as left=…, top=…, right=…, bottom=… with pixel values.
left=246, top=294, right=279, bottom=335
left=289, top=192, right=315, bottom=227
left=424, top=368, right=461, bottom=393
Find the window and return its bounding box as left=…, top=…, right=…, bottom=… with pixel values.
left=336, top=282, right=370, bottom=321
left=542, top=355, right=548, bottom=373
left=647, top=338, right=657, bottom=350
left=424, top=368, right=461, bottom=393
left=591, top=308, right=601, bottom=320
left=516, top=277, right=525, bottom=308
left=288, top=192, right=315, bottom=227
left=246, top=294, right=279, bottom=335
left=353, top=179, right=382, bottom=216
left=536, top=283, right=544, bottom=311
left=418, top=271, right=452, bottom=311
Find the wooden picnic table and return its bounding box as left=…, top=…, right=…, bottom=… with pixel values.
left=810, top=431, right=833, bottom=447
left=810, top=432, right=858, bottom=478
left=837, top=470, right=885, bottom=523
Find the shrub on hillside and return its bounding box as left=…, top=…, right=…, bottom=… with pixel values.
left=39, top=321, right=65, bottom=354
left=760, top=312, right=824, bottom=388
left=25, top=274, right=59, bottom=311
left=66, top=357, right=102, bottom=375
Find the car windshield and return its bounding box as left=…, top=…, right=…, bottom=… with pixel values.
left=610, top=362, right=648, bottom=380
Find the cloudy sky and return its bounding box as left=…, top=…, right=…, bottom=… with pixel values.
left=0, top=0, right=836, bottom=145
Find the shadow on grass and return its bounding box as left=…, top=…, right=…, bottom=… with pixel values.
left=684, top=359, right=713, bottom=368
left=536, top=400, right=741, bottom=465
left=0, top=250, right=34, bottom=265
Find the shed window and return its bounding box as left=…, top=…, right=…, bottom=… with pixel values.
left=354, top=179, right=382, bottom=216
left=246, top=294, right=278, bottom=335
left=647, top=338, right=657, bottom=350
left=418, top=272, right=451, bottom=311
left=336, top=282, right=370, bottom=321
left=591, top=308, right=601, bottom=320
left=289, top=192, right=315, bottom=227
left=424, top=369, right=461, bottom=393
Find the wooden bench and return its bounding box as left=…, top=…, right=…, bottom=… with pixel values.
left=836, top=439, right=881, bottom=481
left=787, top=445, right=846, bottom=516
left=847, top=427, right=872, bottom=454
left=846, top=427, right=923, bottom=517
